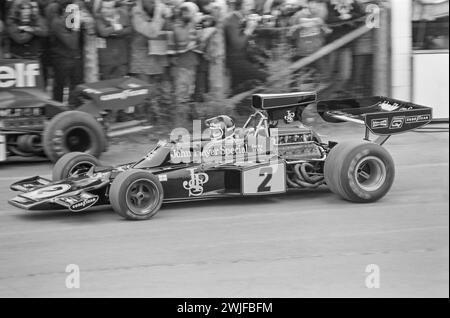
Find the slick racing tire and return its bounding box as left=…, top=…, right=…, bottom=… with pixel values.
left=53, top=152, right=100, bottom=181
left=43, top=111, right=107, bottom=162
left=109, top=170, right=164, bottom=220
left=324, top=141, right=395, bottom=203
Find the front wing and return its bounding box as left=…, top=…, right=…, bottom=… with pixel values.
left=9, top=176, right=105, bottom=212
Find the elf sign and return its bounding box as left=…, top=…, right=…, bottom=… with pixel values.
left=0, top=59, right=42, bottom=89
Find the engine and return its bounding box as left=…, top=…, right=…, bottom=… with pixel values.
left=273, top=127, right=326, bottom=189
left=274, top=127, right=324, bottom=161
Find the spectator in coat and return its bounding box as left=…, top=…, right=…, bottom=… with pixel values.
left=6, top=0, right=49, bottom=60
left=170, top=1, right=200, bottom=105
left=325, top=0, right=364, bottom=85
left=130, top=0, right=169, bottom=121
left=48, top=0, right=83, bottom=105
left=224, top=0, right=267, bottom=95
left=2, top=1, right=14, bottom=21
left=193, top=0, right=227, bottom=101
left=43, top=0, right=60, bottom=22
left=288, top=3, right=326, bottom=60
left=95, top=0, right=132, bottom=79
left=130, top=0, right=168, bottom=78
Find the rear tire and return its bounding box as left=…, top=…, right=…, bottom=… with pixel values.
left=324, top=141, right=395, bottom=203
left=43, top=111, right=107, bottom=162
left=109, top=170, right=164, bottom=220
left=52, top=152, right=100, bottom=181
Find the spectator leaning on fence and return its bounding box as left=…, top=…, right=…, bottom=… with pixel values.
left=95, top=0, right=132, bottom=80
left=48, top=0, right=84, bottom=106
left=6, top=0, right=49, bottom=60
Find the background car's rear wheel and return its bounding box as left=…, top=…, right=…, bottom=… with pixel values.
left=52, top=152, right=100, bottom=181
left=43, top=111, right=107, bottom=162
left=109, top=170, right=164, bottom=220
left=324, top=141, right=395, bottom=203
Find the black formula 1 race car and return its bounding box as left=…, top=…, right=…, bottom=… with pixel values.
left=0, top=59, right=152, bottom=163
left=8, top=92, right=432, bottom=220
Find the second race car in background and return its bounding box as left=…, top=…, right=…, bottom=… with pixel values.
left=0, top=59, right=152, bottom=163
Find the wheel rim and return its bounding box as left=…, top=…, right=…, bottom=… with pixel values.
left=354, top=156, right=387, bottom=192
left=126, top=179, right=159, bottom=215
left=68, top=161, right=95, bottom=177
left=64, top=127, right=92, bottom=152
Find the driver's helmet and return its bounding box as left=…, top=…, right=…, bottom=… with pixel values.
left=205, top=115, right=235, bottom=140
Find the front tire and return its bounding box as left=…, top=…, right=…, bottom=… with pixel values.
left=52, top=152, right=100, bottom=181
left=324, top=141, right=395, bottom=203
left=109, top=170, right=164, bottom=220
left=43, top=111, right=107, bottom=162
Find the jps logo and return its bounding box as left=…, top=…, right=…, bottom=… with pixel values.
left=390, top=117, right=404, bottom=129
left=0, top=62, right=40, bottom=88
left=284, top=110, right=295, bottom=123
left=183, top=168, right=209, bottom=197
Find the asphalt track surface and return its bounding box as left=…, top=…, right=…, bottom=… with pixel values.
left=0, top=123, right=448, bottom=297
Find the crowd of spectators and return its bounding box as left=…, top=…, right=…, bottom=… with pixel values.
left=0, top=0, right=376, bottom=118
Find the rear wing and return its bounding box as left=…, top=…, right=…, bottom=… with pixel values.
left=73, top=77, right=152, bottom=112
left=317, top=96, right=432, bottom=136
left=252, top=92, right=317, bottom=122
